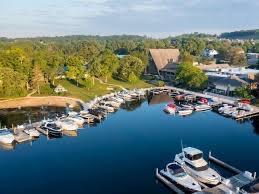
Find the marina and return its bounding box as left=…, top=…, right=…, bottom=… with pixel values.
left=0, top=87, right=259, bottom=194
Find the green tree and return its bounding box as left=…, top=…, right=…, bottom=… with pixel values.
left=117, top=56, right=145, bottom=82
left=234, top=86, right=253, bottom=99
left=31, top=64, right=45, bottom=94
left=176, top=63, right=208, bottom=90
left=66, top=56, right=85, bottom=86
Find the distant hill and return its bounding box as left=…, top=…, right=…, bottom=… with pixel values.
left=220, top=29, right=259, bottom=40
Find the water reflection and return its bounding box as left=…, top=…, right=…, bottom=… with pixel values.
left=148, top=93, right=173, bottom=105
left=63, top=130, right=78, bottom=137
left=0, top=106, right=66, bottom=128
left=121, top=99, right=145, bottom=111
left=0, top=142, right=16, bottom=151
left=251, top=117, right=259, bottom=135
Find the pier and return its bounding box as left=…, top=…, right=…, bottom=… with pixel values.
left=149, top=86, right=259, bottom=120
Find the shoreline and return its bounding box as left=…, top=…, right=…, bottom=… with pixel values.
left=0, top=96, right=85, bottom=110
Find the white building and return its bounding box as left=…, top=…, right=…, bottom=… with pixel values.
left=202, top=49, right=218, bottom=58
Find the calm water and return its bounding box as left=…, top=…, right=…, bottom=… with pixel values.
left=0, top=99, right=259, bottom=194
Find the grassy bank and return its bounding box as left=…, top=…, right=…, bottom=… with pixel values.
left=50, top=78, right=153, bottom=102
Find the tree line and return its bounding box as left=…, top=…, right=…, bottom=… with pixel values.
left=0, top=35, right=256, bottom=97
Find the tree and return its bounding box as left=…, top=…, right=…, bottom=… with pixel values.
left=181, top=52, right=194, bottom=64
left=229, top=47, right=247, bottom=66
left=31, top=64, right=45, bottom=94
left=234, top=86, right=253, bottom=99
left=176, top=63, right=208, bottom=90
left=117, top=56, right=145, bottom=82
left=66, top=56, right=85, bottom=86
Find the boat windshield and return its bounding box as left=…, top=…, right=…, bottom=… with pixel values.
left=185, top=162, right=209, bottom=171
left=168, top=163, right=186, bottom=177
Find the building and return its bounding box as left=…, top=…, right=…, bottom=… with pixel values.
left=208, top=75, right=249, bottom=96
left=147, top=49, right=180, bottom=80
left=202, top=49, right=218, bottom=58
left=54, top=84, right=67, bottom=93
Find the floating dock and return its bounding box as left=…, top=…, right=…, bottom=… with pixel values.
left=157, top=151, right=256, bottom=194
left=14, top=132, right=31, bottom=143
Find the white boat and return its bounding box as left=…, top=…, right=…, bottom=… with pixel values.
left=194, top=104, right=211, bottom=111
left=181, top=104, right=194, bottom=110
left=164, top=104, right=176, bottom=115
left=159, top=162, right=202, bottom=192
left=178, top=109, right=193, bottom=116
left=109, top=96, right=124, bottom=103
left=218, top=104, right=232, bottom=114
left=56, top=119, right=78, bottom=131
left=98, top=105, right=114, bottom=113
left=24, top=128, right=40, bottom=138
left=174, top=147, right=221, bottom=185
left=100, top=101, right=120, bottom=109
left=0, top=128, right=15, bottom=144
left=67, top=111, right=79, bottom=117
left=223, top=107, right=237, bottom=116
left=67, top=116, right=85, bottom=126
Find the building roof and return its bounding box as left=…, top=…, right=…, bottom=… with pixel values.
left=149, top=49, right=180, bottom=71
left=198, top=63, right=230, bottom=71
left=213, top=75, right=248, bottom=91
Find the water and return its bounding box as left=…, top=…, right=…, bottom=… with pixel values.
left=0, top=99, right=259, bottom=194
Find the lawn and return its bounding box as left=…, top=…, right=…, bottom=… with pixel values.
left=53, top=78, right=154, bottom=102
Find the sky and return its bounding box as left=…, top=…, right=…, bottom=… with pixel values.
left=0, top=0, right=259, bottom=38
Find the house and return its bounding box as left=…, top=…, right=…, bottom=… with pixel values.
left=147, top=49, right=180, bottom=80
left=202, top=49, right=218, bottom=58
left=208, top=75, right=249, bottom=96
left=54, top=84, right=67, bottom=93
left=197, top=63, right=230, bottom=71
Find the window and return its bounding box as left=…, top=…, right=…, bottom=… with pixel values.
left=185, top=162, right=209, bottom=171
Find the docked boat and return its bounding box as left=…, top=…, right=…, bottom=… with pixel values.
left=41, top=120, right=63, bottom=137
left=164, top=103, right=177, bottom=114
left=197, top=97, right=208, bottom=104
left=56, top=118, right=78, bottom=131
left=67, top=116, right=85, bottom=126
left=181, top=104, right=194, bottom=110
left=174, top=147, right=221, bottom=185
left=159, top=162, right=202, bottom=192
left=98, top=104, right=115, bottom=113
left=194, top=104, right=211, bottom=111
left=178, top=109, right=193, bottom=116
left=0, top=128, right=15, bottom=144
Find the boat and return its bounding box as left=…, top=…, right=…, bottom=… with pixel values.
left=98, top=104, right=115, bottom=113
left=218, top=104, right=232, bottom=114
left=197, top=97, right=208, bottom=104
left=181, top=104, right=194, bottom=110
left=24, top=127, right=40, bottom=138
left=159, top=162, right=202, bottom=192
left=0, top=128, right=15, bottom=144
left=41, top=120, right=63, bottom=137
left=178, top=109, right=193, bottom=116
left=194, top=104, right=211, bottom=111
left=175, top=94, right=185, bottom=101
left=67, top=116, right=85, bottom=126
left=174, top=147, right=221, bottom=185
left=164, top=103, right=177, bottom=114
left=56, top=118, right=78, bottom=131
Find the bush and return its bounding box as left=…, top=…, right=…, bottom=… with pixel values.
left=128, top=72, right=139, bottom=83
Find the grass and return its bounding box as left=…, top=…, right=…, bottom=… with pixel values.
left=51, top=78, right=154, bottom=102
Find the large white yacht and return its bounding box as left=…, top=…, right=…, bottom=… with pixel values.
left=174, top=147, right=221, bottom=185
left=159, top=162, right=202, bottom=192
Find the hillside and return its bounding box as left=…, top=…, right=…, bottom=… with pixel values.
left=220, top=29, right=259, bottom=40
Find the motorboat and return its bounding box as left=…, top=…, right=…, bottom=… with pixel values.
left=24, top=127, right=40, bottom=138
left=0, top=128, right=15, bottom=144
left=41, top=120, right=63, bottom=137
left=159, top=162, right=202, bottom=192
left=178, top=109, right=193, bottom=116
left=174, top=147, right=221, bottom=185
left=175, top=94, right=185, bottom=101
left=98, top=104, right=115, bottom=113
left=194, top=104, right=211, bottom=111
left=56, top=118, right=78, bottom=131
left=100, top=101, right=120, bottom=109
left=110, top=96, right=124, bottom=104
left=197, top=97, right=208, bottom=104
left=218, top=104, right=232, bottom=114
left=164, top=103, right=177, bottom=114
left=67, top=116, right=85, bottom=126
left=223, top=107, right=237, bottom=117
left=181, top=104, right=194, bottom=110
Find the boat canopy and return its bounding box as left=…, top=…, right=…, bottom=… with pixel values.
left=167, top=163, right=185, bottom=174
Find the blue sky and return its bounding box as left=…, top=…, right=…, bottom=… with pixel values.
left=1, top=0, right=259, bottom=38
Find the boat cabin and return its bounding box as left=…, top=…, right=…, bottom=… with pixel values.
left=167, top=163, right=186, bottom=176
left=183, top=147, right=203, bottom=161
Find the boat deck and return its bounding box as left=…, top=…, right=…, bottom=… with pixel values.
left=14, top=131, right=31, bottom=143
